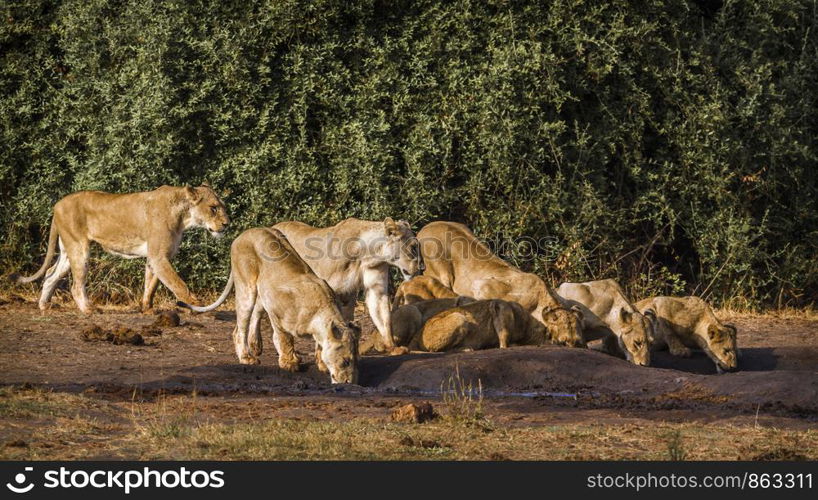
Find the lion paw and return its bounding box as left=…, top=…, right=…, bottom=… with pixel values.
left=239, top=355, right=260, bottom=365
left=389, top=346, right=410, bottom=356
left=279, top=358, right=301, bottom=372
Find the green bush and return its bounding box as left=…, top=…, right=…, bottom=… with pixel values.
left=1, top=0, right=816, bottom=308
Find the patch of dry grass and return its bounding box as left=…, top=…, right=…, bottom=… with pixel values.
left=716, top=305, right=818, bottom=321
left=1, top=388, right=816, bottom=461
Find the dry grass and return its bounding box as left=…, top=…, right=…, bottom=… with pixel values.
left=439, top=364, right=486, bottom=425
left=717, top=305, right=818, bottom=321
left=4, top=286, right=815, bottom=320
left=0, top=388, right=816, bottom=461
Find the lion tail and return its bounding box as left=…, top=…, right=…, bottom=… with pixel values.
left=177, top=271, right=234, bottom=313
left=10, top=218, right=59, bottom=284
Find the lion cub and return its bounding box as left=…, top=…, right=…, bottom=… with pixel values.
left=557, top=280, right=655, bottom=366
left=359, top=296, right=475, bottom=354
left=392, top=276, right=458, bottom=308
left=412, top=299, right=547, bottom=352
left=635, top=296, right=739, bottom=373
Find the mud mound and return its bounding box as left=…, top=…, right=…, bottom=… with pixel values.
left=358, top=346, right=818, bottom=415
left=4, top=309, right=816, bottom=424
left=79, top=325, right=112, bottom=342
left=359, top=346, right=668, bottom=394
left=79, top=325, right=144, bottom=346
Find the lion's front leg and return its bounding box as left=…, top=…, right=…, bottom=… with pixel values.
left=363, top=267, right=396, bottom=351
left=272, top=324, right=300, bottom=372
left=149, top=255, right=199, bottom=307
left=665, top=333, right=693, bottom=358
left=315, top=343, right=328, bottom=373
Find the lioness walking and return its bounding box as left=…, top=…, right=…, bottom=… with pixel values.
left=11, top=185, right=229, bottom=313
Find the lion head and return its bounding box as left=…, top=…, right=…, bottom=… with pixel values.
left=185, top=185, right=230, bottom=237
left=705, top=323, right=739, bottom=373
left=541, top=305, right=585, bottom=347
left=382, top=217, right=423, bottom=280
left=616, top=308, right=654, bottom=366
left=323, top=321, right=360, bottom=384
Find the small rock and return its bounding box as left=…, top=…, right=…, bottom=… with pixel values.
left=153, top=310, right=181, bottom=327
left=390, top=402, right=438, bottom=424
left=6, top=439, right=28, bottom=448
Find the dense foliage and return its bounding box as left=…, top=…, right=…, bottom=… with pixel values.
left=1, top=0, right=816, bottom=307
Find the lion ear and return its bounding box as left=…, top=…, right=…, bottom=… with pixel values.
left=619, top=308, right=632, bottom=323
left=184, top=186, right=202, bottom=203
left=541, top=307, right=557, bottom=322
left=200, top=181, right=211, bottom=188
left=384, top=217, right=399, bottom=236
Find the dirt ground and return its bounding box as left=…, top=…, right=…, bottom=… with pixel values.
left=0, top=292, right=816, bottom=459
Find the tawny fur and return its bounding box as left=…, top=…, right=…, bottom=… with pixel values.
left=273, top=217, right=422, bottom=351
left=417, top=221, right=584, bottom=347
left=635, top=295, right=739, bottom=372
left=180, top=227, right=359, bottom=384
left=412, top=299, right=548, bottom=352
left=360, top=296, right=475, bottom=353
left=556, top=279, right=655, bottom=366
left=10, top=185, right=229, bottom=313
left=392, top=275, right=458, bottom=308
